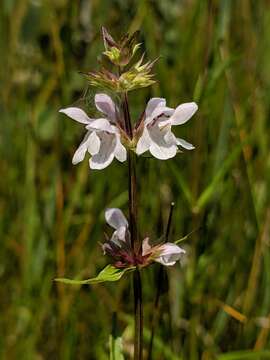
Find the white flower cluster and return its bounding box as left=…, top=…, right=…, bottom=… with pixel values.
left=60, top=94, right=198, bottom=170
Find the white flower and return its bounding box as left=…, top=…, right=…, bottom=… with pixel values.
left=59, top=94, right=126, bottom=170
left=142, top=237, right=185, bottom=266
left=136, top=97, right=198, bottom=160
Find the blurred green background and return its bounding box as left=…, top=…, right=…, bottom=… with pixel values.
left=1, top=0, right=270, bottom=359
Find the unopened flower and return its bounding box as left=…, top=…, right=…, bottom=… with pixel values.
left=59, top=94, right=126, bottom=170
left=103, top=208, right=185, bottom=268
left=102, top=27, right=141, bottom=67
left=136, top=98, right=198, bottom=160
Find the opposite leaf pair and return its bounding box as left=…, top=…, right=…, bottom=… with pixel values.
left=59, top=94, right=198, bottom=169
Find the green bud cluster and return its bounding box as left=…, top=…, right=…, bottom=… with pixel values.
left=82, top=27, right=157, bottom=93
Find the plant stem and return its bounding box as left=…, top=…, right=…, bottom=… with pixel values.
left=128, top=150, right=138, bottom=251
left=128, top=150, right=142, bottom=359
left=147, top=202, right=175, bottom=360
left=122, top=92, right=133, bottom=139
left=122, top=92, right=143, bottom=359
left=133, top=268, right=143, bottom=360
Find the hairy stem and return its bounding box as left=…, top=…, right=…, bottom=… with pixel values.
left=122, top=92, right=143, bottom=359
left=147, top=202, right=175, bottom=360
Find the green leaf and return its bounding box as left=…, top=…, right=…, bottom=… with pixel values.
left=175, top=234, right=191, bottom=245
left=54, top=265, right=135, bottom=285
left=109, top=335, right=125, bottom=360
left=194, top=141, right=248, bottom=212
left=168, top=162, right=195, bottom=209
left=216, top=350, right=270, bottom=360
left=175, top=227, right=200, bottom=244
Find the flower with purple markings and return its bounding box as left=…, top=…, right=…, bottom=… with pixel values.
left=103, top=208, right=185, bottom=268
left=136, top=97, right=198, bottom=160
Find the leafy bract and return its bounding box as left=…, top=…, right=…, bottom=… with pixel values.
left=55, top=264, right=135, bottom=285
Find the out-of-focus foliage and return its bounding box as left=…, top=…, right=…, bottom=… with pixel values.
left=0, top=0, right=270, bottom=359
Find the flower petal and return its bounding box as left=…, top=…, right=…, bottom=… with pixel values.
left=115, top=226, right=127, bottom=241
left=142, top=237, right=151, bottom=256
left=150, top=142, right=177, bottom=160
left=109, top=226, right=127, bottom=246
left=95, top=93, right=117, bottom=122
left=86, top=118, right=115, bottom=133
left=148, top=125, right=177, bottom=160
left=59, top=107, right=91, bottom=124
left=89, top=132, right=116, bottom=169
left=155, top=243, right=185, bottom=266
left=72, top=131, right=92, bottom=165
left=90, top=153, right=114, bottom=170
left=136, top=128, right=151, bottom=155
left=170, top=102, right=198, bottom=126
left=164, top=130, right=177, bottom=145
left=176, top=138, right=195, bottom=150
left=87, top=131, right=101, bottom=155
left=114, top=137, right=127, bottom=162
left=105, top=208, right=128, bottom=230
left=145, top=98, right=166, bottom=118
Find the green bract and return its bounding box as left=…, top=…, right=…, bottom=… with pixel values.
left=54, top=264, right=135, bottom=285
left=83, top=60, right=156, bottom=93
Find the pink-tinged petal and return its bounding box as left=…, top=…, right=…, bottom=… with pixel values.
left=95, top=93, right=117, bottom=122
left=59, top=107, right=91, bottom=124
left=170, top=102, right=198, bottom=126
left=72, top=131, right=92, bottom=165
left=142, top=237, right=151, bottom=256
left=89, top=132, right=116, bottom=170
left=136, top=128, right=151, bottom=155
left=145, top=98, right=166, bottom=118
left=105, top=208, right=128, bottom=230
left=87, top=131, right=101, bottom=155
left=176, top=138, right=195, bottom=150
left=86, top=118, right=115, bottom=133
left=114, top=137, right=127, bottom=162
left=155, top=243, right=185, bottom=266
